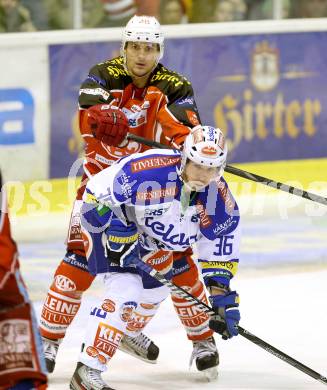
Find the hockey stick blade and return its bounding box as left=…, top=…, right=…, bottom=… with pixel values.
left=135, top=257, right=327, bottom=386
left=126, top=133, right=327, bottom=206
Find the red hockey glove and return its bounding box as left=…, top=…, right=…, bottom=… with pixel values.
left=87, top=104, right=129, bottom=146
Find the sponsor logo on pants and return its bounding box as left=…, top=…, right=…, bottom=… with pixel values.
left=94, top=323, right=123, bottom=359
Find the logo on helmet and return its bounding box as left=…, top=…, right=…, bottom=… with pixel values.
left=200, top=145, right=218, bottom=157
left=207, top=127, right=215, bottom=141
left=139, top=17, right=151, bottom=25
left=192, top=127, right=203, bottom=144
left=218, top=132, right=226, bottom=150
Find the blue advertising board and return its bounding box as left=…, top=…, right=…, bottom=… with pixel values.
left=49, top=32, right=327, bottom=178
left=0, top=88, right=35, bottom=145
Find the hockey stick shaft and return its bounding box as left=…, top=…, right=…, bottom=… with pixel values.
left=135, top=257, right=327, bottom=385
left=126, top=133, right=327, bottom=206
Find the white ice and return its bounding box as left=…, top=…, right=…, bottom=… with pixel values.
left=31, top=269, right=326, bottom=390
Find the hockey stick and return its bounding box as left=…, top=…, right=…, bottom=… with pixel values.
left=126, top=133, right=327, bottom=206
left=135, top=256, right=327, bottom=386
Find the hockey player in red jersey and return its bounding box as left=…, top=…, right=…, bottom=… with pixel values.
left=40, top=15, right=218, bottom=377
left=0, top=170, right=48, bottom=390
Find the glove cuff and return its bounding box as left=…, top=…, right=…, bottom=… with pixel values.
left=206, top=279, right=230, bottom=292
left=107, top=233, right=138, bottom=244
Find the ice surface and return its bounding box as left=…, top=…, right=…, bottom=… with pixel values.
left=16, top=211, right=327, bottom=390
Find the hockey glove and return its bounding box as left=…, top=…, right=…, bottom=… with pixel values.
left=209, top=291, right=240, bottom=340
left=87, top=104, right=129, bottom=146
left=105, top=220, right=140, bottom=267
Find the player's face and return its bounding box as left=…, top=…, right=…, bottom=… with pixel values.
left=183, top=160, right=221, bottom=191
left=125, top=42, right=159, bottom=77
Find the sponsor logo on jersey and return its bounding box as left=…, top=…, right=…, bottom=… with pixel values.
left=150, top=69, right=186, bottom=87
left=94, top=323, right=124, bottom=358
left=131, top=156, right=180, bottom=173
left=95, top=153, right=114, bottom=166
left=213, top=216, right=237, bottom=235
left=102, top=299, right=116, bottom=313
left=175, top=97, right=195, bottom=106
left=120, top=301, right=137, bottom=322
left=144, top=218, right=197, bottom=247
left=54, top=275, right=76, bottom=292
left=107, top=65, right=128, bottom=78
left=217, top=180, right=235, bottom=214
left=186, top=110, right=200, bottom=126
left=117, top=172, right=132, bottom=199
left=86, top=74, right=106, bottom=87
left=195, top=201, right=212, bottom=228
left=79, top=88, right=110, bottom=100
left=144, top=206, right=170, bottom=217
left=122, top=105, right=147, bottom=128
left=136, top=186, right=178, bottom=201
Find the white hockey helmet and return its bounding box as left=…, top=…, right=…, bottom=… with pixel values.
left=121, top=15, right=164, bottom=60
left=181, top=125, right=228, bottom=174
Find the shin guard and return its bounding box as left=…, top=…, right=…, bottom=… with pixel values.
left=171, top=251, right=213, bottom=341
left=40, top=254, right=94, bottom=339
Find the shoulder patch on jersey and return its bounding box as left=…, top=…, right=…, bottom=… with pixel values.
left=195, top=200, right=212, bottom=228
left=150, top=65, right=190, bottom=88
left=217, top=179, right=235, bottom=214
left=86, top=74, right=106, bottom=87
left=197, top=179, right=240, bottom=240
left=99, top=57, right=128, bottom=79
left=175, top=96, right=196, bottom=107
left=131, top=156, right=181, bottom=173
left=186, top=110, right=200, bottom=126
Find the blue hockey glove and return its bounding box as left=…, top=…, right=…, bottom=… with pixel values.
left=105, top=220, right=140, bottom=267
left=209, top=291, right=240, bottom=340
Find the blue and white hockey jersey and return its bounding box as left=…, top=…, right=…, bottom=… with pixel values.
left=83, top=149, right=241, bottom=288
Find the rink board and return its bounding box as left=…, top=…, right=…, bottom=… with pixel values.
left=48, top=30, right=327, bottom=178
left=6, top=157, right=327, bottom=216
left=1, top=20, right=327, bottom=181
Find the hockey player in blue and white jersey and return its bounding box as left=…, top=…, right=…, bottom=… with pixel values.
left=70, top=125, right=241, bottom=390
